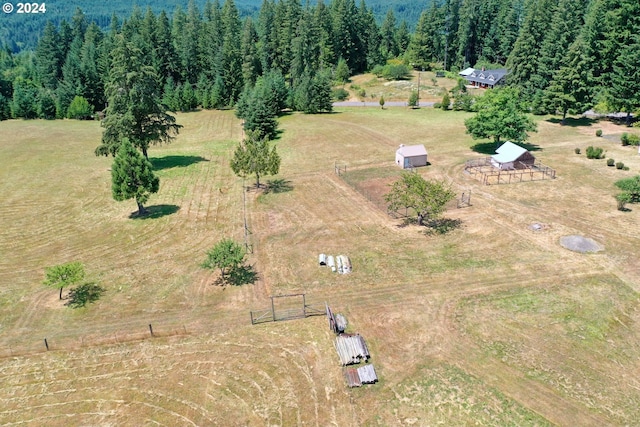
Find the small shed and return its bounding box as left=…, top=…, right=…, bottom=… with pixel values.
left=395, top=144, right=428, bottom=169
left=491, top=141, right=535, bottom=170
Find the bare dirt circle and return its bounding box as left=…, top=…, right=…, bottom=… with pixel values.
left=560, top=235, right=603, bottom=253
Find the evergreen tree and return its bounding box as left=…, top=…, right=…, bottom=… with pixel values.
left=12, top=79, right=38, bottom=119
left=96, top=35, right=182, bottom=159
left=154, top=10, right=180, bottom=86
left=544, top=36, right=593, bottom=123
left=314, top=0, right=336, bottom=68
left=220, top=0, right=243, bottom=105
left=293, top=70, right=333, bottom=114
left=241, top=18, right=262, bottom=87
left=240, top=97, right=279, bottom=140
left=37, top=88, right=57, bottom=119
left=111, top=138, right=160, bottom=216
left=34, top=21, right=63, bottom=91
left=79, top=23, right=105, bottom=111
left=230, top=130, right=281, bottom=187
left=537, top=0, right=588, bottom=85
left=380, top=10, right=399, bottom=59
left=506, top=0, right=556, bottom=94
left=608, top=33, right=640, bottom=125
left=291, top=9, right=320, bottom=85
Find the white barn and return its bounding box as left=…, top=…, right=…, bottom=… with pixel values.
left=490, top=141, right=535, bottom=170
left=395, top=144, right=428, bottom=169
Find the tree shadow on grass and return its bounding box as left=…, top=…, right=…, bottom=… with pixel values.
left=212, top=265, right=258, bottom=287
left=264, top=179, right=294, bottom=194
left=65, top=283, right=105, bottom=308
left=471, top=141, right=542, bottom=155
left=546, top=117, right=597, bottom=127
left=150, top=155, right=209, bottom=171
left=130, top=204, right=180, bottom=219
left=424, top=218, right=463, bottom=235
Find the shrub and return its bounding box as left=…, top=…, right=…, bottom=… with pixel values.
left=628, top=134, right=640, bottom=146
left=621, top=133, right=630, bottom=146
left=408, top=91, right=418, bottom=108
left=607, top=158, right=615, bottom=166
left=575, top=148, right=581, bottom=154
left=381, top=64, right=411, bottom=81
left=596, top=129, right=603, bottom=137
left=586, top=146, right=604, bottom=159
left=441, top=93, right=450, bottom=110
left=67, top=96, right=93, bottom=120
left=453, top=93, right=474, bottom=111
left=624, top=166, right=630, bottom=171
left=332, top=88, right=349, bottom=101
left=433, top=102, right=442, bottom=109
left=371, top=65, right=384, bottom=78
left=357, top=89, right=366, bottom=99
left=616, top=162, right=624, bottom=169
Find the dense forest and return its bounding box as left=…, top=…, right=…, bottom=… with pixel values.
left=0, top=0, right=638, bottom=122
left=0, top=0, right=425, bottom=52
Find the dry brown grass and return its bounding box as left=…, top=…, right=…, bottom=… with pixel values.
left=1, top=106, right=639, bottom=426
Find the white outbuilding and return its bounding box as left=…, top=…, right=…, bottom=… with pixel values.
left=490, top=141, right=535, bottom=170
left=395, top=144, right=428, bottom=169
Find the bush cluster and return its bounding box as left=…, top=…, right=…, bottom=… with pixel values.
left=372, top=63, right=411, bottom=81
left=332, top=88, right=349, bottom=101
left=586, top=146, right=604, bottom=159
left=621, top=133, right=640, bottom=146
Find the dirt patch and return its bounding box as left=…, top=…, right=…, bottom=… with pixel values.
left=560, top=235, right=603, bottom=253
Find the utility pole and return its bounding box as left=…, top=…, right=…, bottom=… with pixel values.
left=417, top=71, right=421, bottom=106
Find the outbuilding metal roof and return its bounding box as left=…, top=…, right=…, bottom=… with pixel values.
left=492, top=141, right=528, bottom=163
left=397, top=144, right=428, bottom=157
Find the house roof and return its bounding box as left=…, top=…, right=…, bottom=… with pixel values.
left=459, top=67, right=475, bottom=76
left=464, top=68, right=508, bottom=86
left=397, top=144, right=428, bottom=157
left=491, top=141, right=528, bottom=163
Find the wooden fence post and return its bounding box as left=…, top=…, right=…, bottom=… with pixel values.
left=149, top=324, right=154, bottom=336
left=44, top=338, right=49, bottom=351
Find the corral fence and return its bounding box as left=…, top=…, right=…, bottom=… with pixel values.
left=464, top=157, right=556, bottom=185
left=250, top=293, right=326, bottom=325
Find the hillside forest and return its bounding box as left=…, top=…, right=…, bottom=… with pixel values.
left=0, top=0, right=638, bottom=123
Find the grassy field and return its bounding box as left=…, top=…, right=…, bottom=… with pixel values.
left=1, top=101, right=640, bottom=426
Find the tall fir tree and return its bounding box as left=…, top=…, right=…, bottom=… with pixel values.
left=96, top=35, right=182, bottom=159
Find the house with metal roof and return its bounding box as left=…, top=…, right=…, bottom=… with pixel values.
left=464, top=68, right=508, bottom=88
left=491, top=141, right=535, bottom=170
left=395, top=144, right=428, bottom=169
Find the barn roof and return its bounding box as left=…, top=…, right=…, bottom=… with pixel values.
left=397, top=144, right=428, bottom=157
left=492, top=141, right=528, bottom=163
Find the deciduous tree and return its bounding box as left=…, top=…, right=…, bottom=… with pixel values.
left=201, top=238, right=246, bottom=278
left=385, top=172, right=455, bottom=226
left=43, top=261, right=85, bottom=300
left=464, top=87, right=537, bottom=145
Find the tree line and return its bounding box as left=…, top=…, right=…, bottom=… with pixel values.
left=0, top=0, right=638, bottom=123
